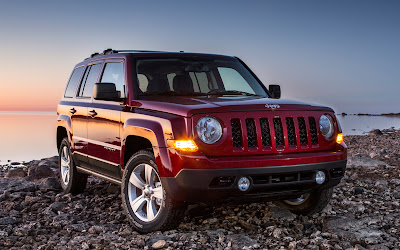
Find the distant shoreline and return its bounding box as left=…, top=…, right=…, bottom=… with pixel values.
left=339, top=112, right=400, bottom=117
left=0, top=111, right=56, bottom=115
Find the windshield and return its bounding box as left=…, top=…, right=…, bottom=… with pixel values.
left=135, top=56, right=268, bottom=98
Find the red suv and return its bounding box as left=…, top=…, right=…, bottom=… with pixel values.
left=56, top=49, right=347, bottom=233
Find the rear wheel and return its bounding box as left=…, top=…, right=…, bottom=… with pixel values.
left=122, top=150, right=185, bottom=233
left=274, top=188, right=333, bottom=215
left=58, top=138, right=87, bottom=194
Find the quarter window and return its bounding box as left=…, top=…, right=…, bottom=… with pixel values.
left=101, top=62, right=125, bottom=98
left=64, top=67, right=84, bottom=98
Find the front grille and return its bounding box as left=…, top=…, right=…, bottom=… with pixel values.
left=230, top=116, right=319, bottom=150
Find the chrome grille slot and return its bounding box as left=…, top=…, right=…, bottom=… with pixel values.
left=260, top=118, right=271, bottom=147
left=245, top=119, right=257, bottom=148
left=273, top=118, right=284, bottom=147
left=286, top=117, right=296, bottom=146
left=298, top=117, right=308, bottom=145
left=231, top=119, right=243, bottom=148
left=308, top=117, right=318, bottom=144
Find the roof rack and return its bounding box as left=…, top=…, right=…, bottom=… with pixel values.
left=85, top=48, right=167, bottom=60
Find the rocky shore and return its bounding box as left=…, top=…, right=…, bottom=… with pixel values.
left=1, top=129, right=400, bottom=249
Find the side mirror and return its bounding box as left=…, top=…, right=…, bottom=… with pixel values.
left=93, top=83, right=120, bottom=101
left=269, top=84, right=281, bottom=99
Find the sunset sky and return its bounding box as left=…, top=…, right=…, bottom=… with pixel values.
left=0, top=0, right=399, bottom=114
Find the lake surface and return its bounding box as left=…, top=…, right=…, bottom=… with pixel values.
left=1, top=112, right=400, bottom=162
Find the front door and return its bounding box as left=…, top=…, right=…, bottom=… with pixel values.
left=87, top=61, right=125, bottom=179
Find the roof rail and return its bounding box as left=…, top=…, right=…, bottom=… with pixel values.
left=85, top=48, right=168, bottom=60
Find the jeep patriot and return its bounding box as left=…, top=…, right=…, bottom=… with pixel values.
left=56, top=49, right=347, bottom=232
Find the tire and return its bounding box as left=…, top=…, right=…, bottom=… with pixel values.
left=121, top=150, right=185, bottom=233
left=274, top=188, right=333, bottom=215
left=58, top=138, right=87, bottom=194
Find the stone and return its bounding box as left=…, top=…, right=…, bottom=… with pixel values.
left=353, top=187, right=364, bottom=195
left=0, top=217, right=18, bottom=225
left=5, top=168, right=26, bottom=179
left=369, top=129, right=383, bottom=135
left=152, top=240, right=167, bottom=249
left=269, top=206, right=296, bottom=221
left=26, top=164, right=55, bottom=181
left=40, top=177, right=61, bottom=190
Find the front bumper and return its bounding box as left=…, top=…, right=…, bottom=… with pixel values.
left=161, top=159, right=347, bottom=203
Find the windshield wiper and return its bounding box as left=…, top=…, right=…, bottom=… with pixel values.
left=207, top=90, right=259, bottom=96
left=141, top=91, right=207, bottom=96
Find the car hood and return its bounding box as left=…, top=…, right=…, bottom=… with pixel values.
left=130, top=96, right=333, bottom=117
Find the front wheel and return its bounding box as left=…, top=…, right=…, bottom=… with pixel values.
left=58, top=138, right=88, bottom=194
left=274, top=188, right=333, bottom=215
left=121, top=150, right=185, bottom=233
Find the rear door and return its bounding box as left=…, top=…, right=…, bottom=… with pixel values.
left=72, top=62, right=103, bottom=165
left=86, top=60, right=125, bottom=179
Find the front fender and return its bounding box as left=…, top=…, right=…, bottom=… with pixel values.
left=122, top=119, right=174, bottom=177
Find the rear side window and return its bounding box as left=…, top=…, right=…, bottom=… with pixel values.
left=101, top=62, right=125, bottom=98
left=64, top=67, right=84, bottom=97
left=78, top=64, right=102, bottom=98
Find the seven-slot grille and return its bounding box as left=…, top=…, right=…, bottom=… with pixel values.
left=231, top=116, right=319, bottom=149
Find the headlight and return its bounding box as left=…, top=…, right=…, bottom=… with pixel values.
left=319, top=114, right=334, bottom=139
left=196, top=117, right=223, bottom=144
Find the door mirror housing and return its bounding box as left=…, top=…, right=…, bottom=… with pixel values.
left=93, top=83, right=121, bottom=101
left=269, top=84, right=281, bottom=99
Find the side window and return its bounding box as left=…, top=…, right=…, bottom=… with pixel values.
left=64, top=67, right=84, bottom=97
left=137, top=74, right=149, bottom=92
left=218, top=67, right=255, bottom=94
left=101, top=62, right=125, bottom=98
left=167, top=73, right=176, bottom=90
left=78, top=63, right=102, bottom=98
left=189, top=72, right=209, bottom=92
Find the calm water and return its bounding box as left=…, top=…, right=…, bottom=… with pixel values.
left=337, top=115, right=400, bottom=135
left=1, top=112, right=400, bottom=162
left=0, top=112, right=57, bottom=163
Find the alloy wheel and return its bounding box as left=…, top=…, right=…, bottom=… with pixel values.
left=127, top=164, right=164, bottom=222
left=60, top=145, right=71, bottom=186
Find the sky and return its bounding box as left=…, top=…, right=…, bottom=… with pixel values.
left=0, top=0, right=399, bottom=114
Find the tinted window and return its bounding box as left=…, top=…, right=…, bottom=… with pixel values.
left=79, top=64, right=102, bottom=97
left=64, top=67, right=84, bottom=97
left=137, top=74, right=149, bottom=92
left=101, top=62, right=125, bottom=98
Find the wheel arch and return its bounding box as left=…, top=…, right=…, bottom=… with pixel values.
left=56, top=114, right=73, bottom=151
left=122, top=118, right=173, bottom=177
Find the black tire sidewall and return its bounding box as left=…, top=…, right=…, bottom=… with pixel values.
left=121, top=151, right=171, bottom=233
left=275, top=188, right=333, bottom=215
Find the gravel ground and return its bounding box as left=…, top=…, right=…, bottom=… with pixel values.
left=0, top=129, right=399, bottom=249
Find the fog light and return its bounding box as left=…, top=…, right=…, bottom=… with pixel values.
left=238, top=177, right=250, bottom=191
left=315, top=171, right=326, bottom=184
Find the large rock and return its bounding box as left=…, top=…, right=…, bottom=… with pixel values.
left=26, top=164, right=55, bottom=181
left=5, top=168, right=26, bottom=179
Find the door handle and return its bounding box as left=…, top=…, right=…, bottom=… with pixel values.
left=89, top=110, right=97, bottom=118
left=69, top=108, right=76, bottom=114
